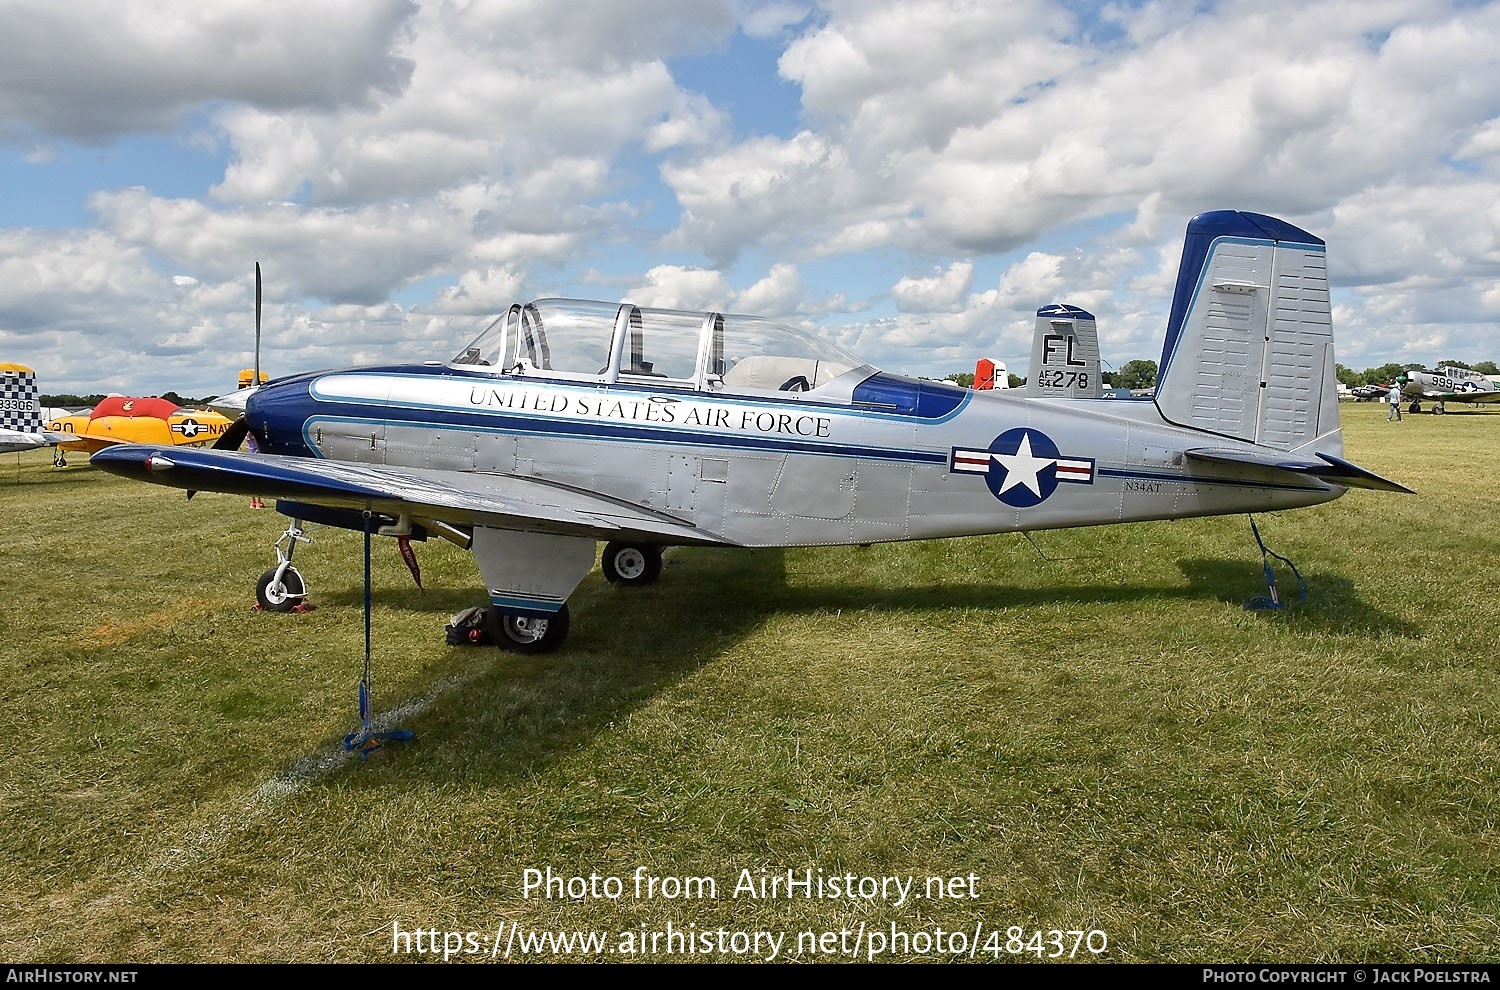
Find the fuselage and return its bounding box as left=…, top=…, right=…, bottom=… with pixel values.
left=244, top=361, right=1342, bottom=548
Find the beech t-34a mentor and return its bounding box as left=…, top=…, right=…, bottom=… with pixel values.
left=93, top=210, right=1411, bottom=653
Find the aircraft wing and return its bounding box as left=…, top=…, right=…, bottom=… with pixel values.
left=89, top=444, right=732, bottom=547
left=0, top=429, right=73, bottom=452
left=1415, top=388, right=1500, bottom=404
left=1184, top=447, right=1415, bottom=494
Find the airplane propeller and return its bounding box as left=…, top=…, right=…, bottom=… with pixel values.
left=210, top=262, right=263, bottom=451
left=254, top=259, right=262, bottom=390
left=213, top=416, right=250, bottom=452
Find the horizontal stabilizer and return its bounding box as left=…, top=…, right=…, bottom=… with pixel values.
left=1185, top=447, right=1414, bottom=494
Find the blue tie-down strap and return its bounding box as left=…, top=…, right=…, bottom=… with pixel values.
left=1244, top=515, right=1307, bottom=611
left=342, top=680, right=415, bottom=759
left=343, top=726, right=415, bottom=759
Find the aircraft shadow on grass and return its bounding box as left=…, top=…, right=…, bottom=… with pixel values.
left=1174, top=558, right=1417, bottom=638
left=313, top=544, right=1415, bottom=780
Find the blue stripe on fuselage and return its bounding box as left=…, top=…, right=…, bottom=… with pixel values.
left=1096, top=466, right=1327, bottom=494
left=284, top=365, right=962, bottom=465
left=305, top=409, right=950, bottom=465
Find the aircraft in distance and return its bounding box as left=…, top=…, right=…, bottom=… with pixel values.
left=93, top=210, right=1412, bottom=654
left=47, top=396, right=235, bottom=467
left=973, top=357, right=1009, bottom=390
left=1399, top=366, right=1500, bottom=414
left=972, top=304, right=1103, bottom=397
left=0, top=363, right=74, bottom=457
left=1348, top=383, right=1391, bottom=402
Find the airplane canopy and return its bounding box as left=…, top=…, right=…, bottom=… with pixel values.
left=92, top=396, right=180, bottom=420
left=449, top=298, right=872, bottom=394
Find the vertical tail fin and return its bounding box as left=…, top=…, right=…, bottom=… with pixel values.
left=973, top=357, right=1006, bottom=390
left=1026, top=304, right=1103, bottom=397
left=1155, top=211, right=1341, bottom=454
left=1, top=363, right=44, bottom=434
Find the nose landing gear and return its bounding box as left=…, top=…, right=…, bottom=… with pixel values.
left=256, top=523, right=312, bottom=612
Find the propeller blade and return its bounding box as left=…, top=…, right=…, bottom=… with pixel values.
left=254, top=262, right=262, bottom=387
left=214, top=416, right=249, bottom=452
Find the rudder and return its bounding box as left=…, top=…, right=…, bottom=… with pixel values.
left=1154, top=211, right=1341, bottom=454
left=0, top=363, right=44, bottom=434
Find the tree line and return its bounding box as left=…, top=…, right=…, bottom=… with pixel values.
left=947, top=359, right=1159, bottom=390
left=1336, top=360, right=1497, bottom=387
left=947, top=358, right=1498, bottom=390
left=39, top=391, right=216, bottom=408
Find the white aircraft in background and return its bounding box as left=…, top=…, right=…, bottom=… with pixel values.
left=94, top=211, right=1411, bottom=655
left=1400, top=366, right=1500, bottom=414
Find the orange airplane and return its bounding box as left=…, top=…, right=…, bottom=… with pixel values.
left=47, top=395, right=235, bottom=467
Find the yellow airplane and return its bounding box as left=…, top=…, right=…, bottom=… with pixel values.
left=47, top=395, right=235, bottom=467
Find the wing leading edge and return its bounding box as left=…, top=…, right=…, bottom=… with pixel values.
left=89, top=444, right=732, bottom=546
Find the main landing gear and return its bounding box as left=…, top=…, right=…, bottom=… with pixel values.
left=444, top=604, right=571, bottom=654
left=601, top=541, right=664, bottom=586
left=490, top=604, right=570, bottom=654
left=256, top=523, right=312, bottom=612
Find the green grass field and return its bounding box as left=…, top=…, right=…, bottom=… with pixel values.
left=2, top=401, right=1497, bottom=964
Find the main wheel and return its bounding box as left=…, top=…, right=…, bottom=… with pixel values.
left=490, top=604, right=569, bottom=654
left=256, top=566, right=305, bottom=612
left=602, top=542, right=663, bottom=586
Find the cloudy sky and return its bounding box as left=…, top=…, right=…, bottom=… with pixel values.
left=2, top=0, right=1497, bottom=398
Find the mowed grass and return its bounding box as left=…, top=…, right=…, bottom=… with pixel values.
left=1, top=400, right=1497, bottom=964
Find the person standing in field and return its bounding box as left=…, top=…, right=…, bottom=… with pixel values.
left=1388, top=382, right=1403, bottom=422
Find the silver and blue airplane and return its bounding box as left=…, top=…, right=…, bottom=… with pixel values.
left=93, top=210, right=1411, bottom=653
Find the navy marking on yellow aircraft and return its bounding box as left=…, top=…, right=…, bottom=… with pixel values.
left=1400, top=366, right=1500, bottom=414
left=92, top=210, right=1412, bottom=654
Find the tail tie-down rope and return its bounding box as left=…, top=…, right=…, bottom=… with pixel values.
left=1244, top=515, right=1307, bottom=612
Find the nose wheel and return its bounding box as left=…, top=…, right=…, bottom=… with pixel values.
left=255, top=523, right=312, bottom=612
left=256, top=566, right=307, bottom=612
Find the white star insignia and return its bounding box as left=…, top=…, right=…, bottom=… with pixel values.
left=991, top=431, right=1051, bottom=496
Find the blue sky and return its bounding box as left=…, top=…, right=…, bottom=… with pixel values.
left=1, top=0, right=1498, bottom=397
